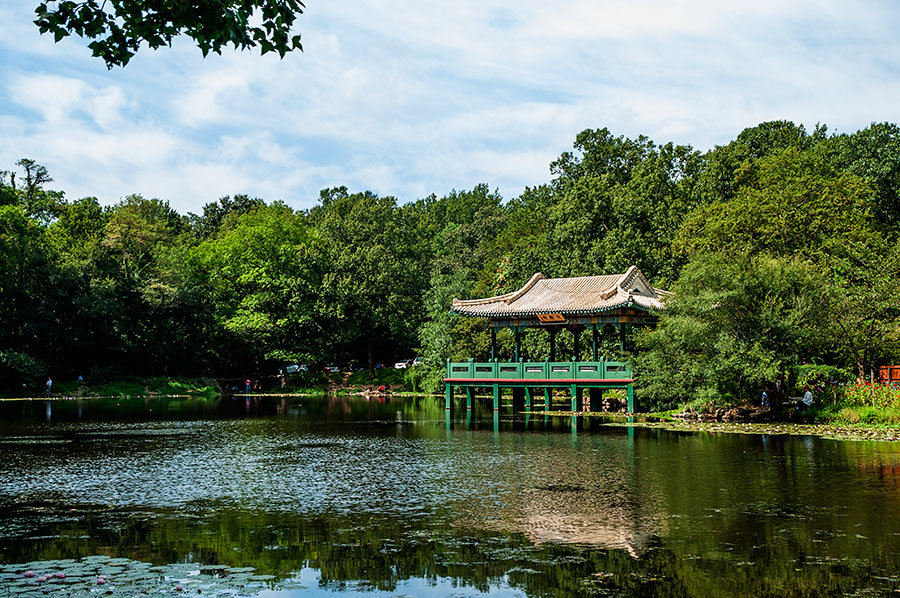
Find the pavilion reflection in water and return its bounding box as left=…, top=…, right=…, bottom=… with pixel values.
left=447, top=424, right=663, bottom=558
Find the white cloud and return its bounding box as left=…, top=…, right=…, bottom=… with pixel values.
left=8, top=74, right=89, bottom=123
left=1, top=0, right=899, bottom=211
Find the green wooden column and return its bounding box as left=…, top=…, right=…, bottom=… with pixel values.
left=570, top=384, right=579, bottom=412
left=544, top=387, right=552, bottom=411
left=445, top=384, right=454, bottom=412
left=592, top=325, right=599, bottom=361
left=465, top=386, right=474, bottom=410
left=524, top=387, right=533, bottom=412
left=490, top=327, right=497, bottom=360
left=626, top=384, right=635, bottom=413
left=493, top=384, right=500, bottom=412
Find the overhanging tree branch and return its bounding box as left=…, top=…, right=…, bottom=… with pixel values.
left=34, top=0, right=305, bottom=68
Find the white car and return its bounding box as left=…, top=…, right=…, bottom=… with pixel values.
left=285, top=363, right=308, bottom=374
left=394, top=359, right=413, bottom=369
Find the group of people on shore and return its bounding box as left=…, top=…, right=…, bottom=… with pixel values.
left=760, top=388, right=814, bottom=410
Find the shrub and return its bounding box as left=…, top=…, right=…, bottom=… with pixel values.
left=347, top=368, right=405, bottom=387
left=793, top=364, right=853, bottom=394
left=0, top=351, right=45, bottom=394
left=284, top=371, right=328, bottom=389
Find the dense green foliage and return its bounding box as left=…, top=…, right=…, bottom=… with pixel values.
left=34, top=0, right=304, bottom=68
left=2, top=121, right=899, bottom=404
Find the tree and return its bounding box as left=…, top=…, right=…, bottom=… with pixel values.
left=311, top=189, right=426, bottom=376
left=34, top=0, right=305, bottom=68
left=677, top=145, right=877, bottom=262
left=417, top=186, right=507, bottom=390
left=826, top=243, right=900, bottom=378
left=635, top=253, right=830, bottom=409
left=0, top=159, right=66, bottom=224
left=550, top=128, right=655, bottom=189
left=194, top=202, right=319, bottom=367
left=830, top=122, right=900, bottom=229
left=188, top=194, right=266, bottom=239
left=0, top=204, right=72, bottom=387
left=695, top=120, right=823, bottom=205
left=102, top=194, right=184, bottom=285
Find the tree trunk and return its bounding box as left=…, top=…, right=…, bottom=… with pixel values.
left=775, top=373, right=785, bottom=403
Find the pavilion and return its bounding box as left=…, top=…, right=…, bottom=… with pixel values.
left=444, top=266, right=667, bottom=414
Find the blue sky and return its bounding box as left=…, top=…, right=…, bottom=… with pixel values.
left=2, top=0, right=900, bottom=214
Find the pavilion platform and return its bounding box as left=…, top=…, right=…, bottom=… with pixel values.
left=444, top=359, right=634, bottom=413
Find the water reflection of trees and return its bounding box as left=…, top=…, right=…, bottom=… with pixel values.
left=3, top=504, right=897, bottom=597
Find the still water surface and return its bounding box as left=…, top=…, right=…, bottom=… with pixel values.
left=1, top=395, right=899, bottom=596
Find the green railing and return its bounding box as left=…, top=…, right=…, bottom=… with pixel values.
left=445, top=359, right=632, bottom=381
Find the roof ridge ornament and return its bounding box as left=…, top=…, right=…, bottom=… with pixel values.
left=617, top=265, right=659, bottom=299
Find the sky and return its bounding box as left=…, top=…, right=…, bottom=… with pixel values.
left=2, top=1, right=900, bottom=214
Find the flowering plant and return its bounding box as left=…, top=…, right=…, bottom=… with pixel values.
left=839, top=381, right=900, bottom=409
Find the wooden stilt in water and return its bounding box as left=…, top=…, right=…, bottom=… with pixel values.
left=512, top=387, right=525, bottom=412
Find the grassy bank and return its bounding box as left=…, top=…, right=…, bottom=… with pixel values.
left=4, top=377, right=220, bottom=398
left=2, top=369, right=428, bottom=398
left=810, top=404, right=900, bottom=426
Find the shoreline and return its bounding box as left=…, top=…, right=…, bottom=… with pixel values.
left=533, top=411, right=900, bottom=442
left=6, top=393, right=900, bottom=442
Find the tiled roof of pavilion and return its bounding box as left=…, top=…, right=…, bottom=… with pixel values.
left=451, top=266, right=667, bottom=318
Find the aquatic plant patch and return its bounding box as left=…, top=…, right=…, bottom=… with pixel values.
left=0, top=555, right=297, bottom=596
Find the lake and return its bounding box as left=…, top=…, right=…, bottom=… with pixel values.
left=1, top=395, right=899, bottom=596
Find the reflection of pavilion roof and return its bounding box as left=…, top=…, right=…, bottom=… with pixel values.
left=449, top=431, right=663, bottom=559
left=521, top=512, right=655, bottom=558
left=451, top=266, right=667, bottom=318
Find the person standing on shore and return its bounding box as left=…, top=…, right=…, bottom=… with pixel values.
left=761, top=390, right=769, bottom=409
left=245, top=379, right=251, bottom=394
left=43, top=377, right=52, bottom=397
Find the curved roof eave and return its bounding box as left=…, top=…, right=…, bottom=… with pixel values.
left=450, top=301, right=660, bottom=318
